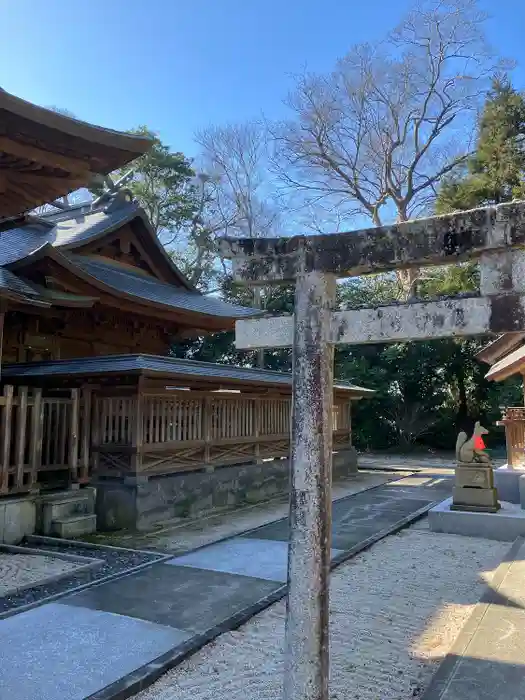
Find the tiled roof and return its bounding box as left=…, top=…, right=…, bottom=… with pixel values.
left=0, top=202, right=144, bottom=267
left=1, top=354, right=374, bottom=396
left=66, top=254, right=259, bottom=318
left=0, top=268, right=47, bottom=305
left=0, top=199, right=260, bottom=319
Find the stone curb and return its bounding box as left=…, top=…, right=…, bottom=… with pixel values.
left=420, top=536, right=525, bottom=700
left=25, top=534, right=164, bottom=557
left=0, top=543, right=103, bottom=597
left=0, top=542, right=103, bottom=566
left=86, top=496, right=442, bottom=700
left=0, top=551, right=173, bottom=621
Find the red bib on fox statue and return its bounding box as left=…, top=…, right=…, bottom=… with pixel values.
left=474, top=436, right=485, bottom=450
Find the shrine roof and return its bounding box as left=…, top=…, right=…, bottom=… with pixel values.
left=475, top=333, right=525, bottom=366
left=0, top=268, right=48, bottom=306
left=0, top=89, right=152, bottom=220
left=1, top=354, right=374, bottom=397
left=0, top=199, right=165, bottom=268
left=0, top=197, right=260, bottom=321
left=485, top=344, right=525, bottom=382
left=63, top=254, right=261, bottom=318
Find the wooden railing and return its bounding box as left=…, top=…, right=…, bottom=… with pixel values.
left=0, top=385, right=90, bottom=495
left=498, top=407, right=525, bottom=468
left=92, top=392, right=352, bottom=477
left=0, top=384, right=353, bottom=489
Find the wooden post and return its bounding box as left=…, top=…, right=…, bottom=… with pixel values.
left=0, top=385, right=13, bottom=493
left=131, top=380, right=144, bottom=473
left=284, top=271, right=336, bottom=700
left=80, top=387, right=92, bottom=481
left=347, top=400, right=353, bottom=448
left=254, top=398, right=262, bottom=464
left=69, top=389, right=80, bottom=483
left=203, top=396, right=212, bottom=468
left=0, top=301, right=5, bottom=381
left=15, top=386, right=28, bottom=489
left=91, top=394, right=101, bottom=474
left=29, top=388, right=44, bottom=489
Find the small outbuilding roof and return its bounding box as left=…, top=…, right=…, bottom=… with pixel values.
left=1, top=354, right=374, bottom=397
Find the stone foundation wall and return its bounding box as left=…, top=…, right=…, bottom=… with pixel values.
left=96, top=448, right=358, bottom=532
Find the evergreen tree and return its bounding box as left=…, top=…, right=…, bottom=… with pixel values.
left=437, top=77, right=525, bottom=212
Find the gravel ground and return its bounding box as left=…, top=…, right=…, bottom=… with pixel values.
left=135, top=526, right=507, bottom=700
left=0, top=553, right=80, bottom=596
left=0, top=541, right=164, bottom=615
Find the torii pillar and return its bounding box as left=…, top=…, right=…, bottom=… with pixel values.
left=220, top=201, right=525, bottom=700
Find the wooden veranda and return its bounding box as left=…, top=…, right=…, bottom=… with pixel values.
left=0, top=354, right=370, bottom=497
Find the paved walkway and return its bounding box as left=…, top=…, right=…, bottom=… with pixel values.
left=0, top=473, right=452, bottom=700
left=422, top=537, right=525, bottom=700
left=101, top=470, right=404, bottom=553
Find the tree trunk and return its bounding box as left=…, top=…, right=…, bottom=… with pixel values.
left=396, top=210, right=419, bottom=300
left=253, top=287, right=264, bottom=368
left=456, top=370, right=468, bottom=432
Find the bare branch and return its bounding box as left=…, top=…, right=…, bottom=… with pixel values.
left=271, top=0, right=507, bottom=294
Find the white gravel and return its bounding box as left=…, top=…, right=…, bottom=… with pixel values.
left=135, top=527, right=507, bottom=700
left=0, top=553, right=80, bottom=596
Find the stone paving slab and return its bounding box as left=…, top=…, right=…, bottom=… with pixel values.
left=63, top=563, right=278, bottom=633
left=422, top=538, right=525, bottom=700
left=0, top=602, right=190, bottom=700
left=166, top=537, right=343, bottom=582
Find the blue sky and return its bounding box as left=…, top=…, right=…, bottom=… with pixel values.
left=1, top=0, right=524, bottom=158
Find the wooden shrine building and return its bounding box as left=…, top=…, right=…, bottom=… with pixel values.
left=0, top=91, right=371, bottom=536
left=477, top=334, right=525, bottom=469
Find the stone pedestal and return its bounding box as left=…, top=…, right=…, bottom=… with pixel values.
left=451, top=462, right=500, bottom=513
left=494, top=465, right=525, bottom=504
left=429, top=497, right=525, bottom=541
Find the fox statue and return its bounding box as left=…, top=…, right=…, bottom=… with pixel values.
left=456, top=422, right=491, bottom=464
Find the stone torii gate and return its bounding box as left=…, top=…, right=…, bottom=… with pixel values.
left=220, top=201, right=525, bottom=700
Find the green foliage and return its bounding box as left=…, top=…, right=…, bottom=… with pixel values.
left=92, top=126, right=198, bottom=240
left=174, top=270, right=521, bottom=452
left=436, top=78, right=525, bottom=213
left=171, top=277, right=293, bottom=371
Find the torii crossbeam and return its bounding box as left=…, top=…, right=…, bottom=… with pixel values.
left=220, top=201, right=525, bottom=700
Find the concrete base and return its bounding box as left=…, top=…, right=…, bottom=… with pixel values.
left=0, top=495, right=36, bottom=544
left=38, top=488, right=96, bottom=535
left=429, top=497, right=525, bottom=541
left=494, top=465, right=525, bottom=504
left=96, top=448, right=358, bottom=532
left=51, top=513, right=98, bottom=538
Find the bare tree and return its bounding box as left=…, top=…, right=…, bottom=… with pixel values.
left=195, top=121, right=279, bottom=240
left=195, top=122, right=280, bottom=365
left=273, top=0, right=508, bottom=297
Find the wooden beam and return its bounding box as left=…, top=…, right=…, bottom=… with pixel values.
left=234, top=294, right=525, bottom=349
left=0, top=301, right=5, bottom=379
left=0, top=135, right=90, bottom=176
left=221, top=201, right=525, bottom=283
left=29, top=388, right=44, bottom=489
left=15, top=386, right=28, bottom=489
left=0, top=385, right=14, bottom=493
